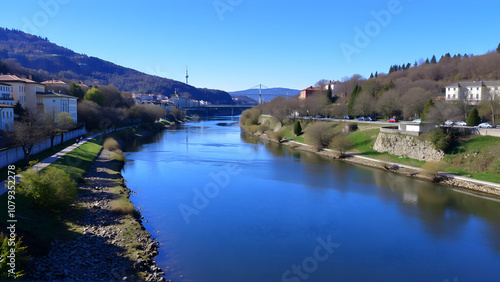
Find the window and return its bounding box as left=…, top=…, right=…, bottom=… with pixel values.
left=476, top=94, right=479, bottom=99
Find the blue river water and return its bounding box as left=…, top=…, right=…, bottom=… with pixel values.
left=122, top=117, right=500, bottom=282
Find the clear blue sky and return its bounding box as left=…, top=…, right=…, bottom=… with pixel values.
left=1, top=0, right=499, bottom=92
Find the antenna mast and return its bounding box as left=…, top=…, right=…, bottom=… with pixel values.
left=185, top=66, right=189, bottom=84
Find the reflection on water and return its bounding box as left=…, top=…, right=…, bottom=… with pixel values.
left=122, top=117, right=500, bottom=281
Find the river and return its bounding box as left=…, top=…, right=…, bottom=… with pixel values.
left=121, top=117, right=500, bottom=282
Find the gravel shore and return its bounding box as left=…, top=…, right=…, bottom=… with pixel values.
left=29, top=148, right=166, bottom=281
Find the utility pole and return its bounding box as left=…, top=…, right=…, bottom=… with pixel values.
left=185, top=66, right=189, bottom=84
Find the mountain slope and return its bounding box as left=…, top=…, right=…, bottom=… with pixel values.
left=0, top=28, right=233, bottom=104
left=229, top=87, right=300, bottom=103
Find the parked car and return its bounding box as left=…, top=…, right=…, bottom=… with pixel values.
left=412, top=119, right=421, bottom=123
left=343, top=115, right=354, bottom=120
left=455, top=121, right=467, bottom=126
left=388, top=118, right=398, bottom=123
left=444, top=120, right=454, bottom=125
left=358, top=116, right=366, bottom=121
left=315, top=114, right=325, bottom=119
left=477, top=122, right=493, bottom=128
left=365, top=117, right=373, bottom=121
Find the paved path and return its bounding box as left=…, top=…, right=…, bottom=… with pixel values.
left=287, top=140, right=500, bottom=190
left=0, top=133, right=102, bottom=195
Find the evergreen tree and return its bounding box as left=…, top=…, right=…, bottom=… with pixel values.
left=497, top=43, right=500, bottom=53
left=13, top=101, right=25, bottom=119
left=466, top=107, right=481, bottom=126
left=425, top=58, right=430, bottom=64
left=69, top=82, right=84, bottom=100
left=375, top=71, right=378, bottom=78
left=430, top=55, right=437, bottom=64
left=326, top=84, right=333, bottom=103
left=414, top=60, right=418, bottom=68
left=406, top=63, right=411, bottom=70
left=294, top=120, right=302, bottom=136
left=445, top=53, right=451, bottom=58
left=369, top=73, right=374, bottom=79
left=348, top=85, right=362, bottom=115
left=421, top=98, right=435, bottom=121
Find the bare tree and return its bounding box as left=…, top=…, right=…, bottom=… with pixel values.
left=330, top=134, right=354, bottom=158
left=301, top=94, right=329, bottom=117
left=353, top=91, right=374, bottom=117
left=400, top=87, right=432, bottom=118
left=376, top=89, right=401, bottom=118
left=304, top=122, right=336, bottom=150
left=6, top=113, right=49, bottom=166
left=56, top=112, right=76, bottom=144
left=426, top=101, right=462, bottom=126
left=314, top=79, right=329, bottom=90
left=479, top=86, right=500, bottom=124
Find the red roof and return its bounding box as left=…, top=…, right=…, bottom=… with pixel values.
left=0, top=74, right=37, bottom=84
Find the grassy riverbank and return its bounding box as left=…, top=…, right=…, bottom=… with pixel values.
left=253, top=115, right=500, bottom=185
left=0, top=121, right=170, bottom=279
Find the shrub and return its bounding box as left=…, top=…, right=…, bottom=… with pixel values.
left=343, top=123, right=358, bottom=133
left=257, top=124, right=270, bottom=135
left=240, top=108, right=261, bottom=127
left=103, top=137, right=125, bottom=161
left=304, top=122, right=336, bottom=150
left=110, top=198, right=136, bottom=215
left=246, top=124, right=258, bottom=134
left=103, top=137, right=120, bottom=151
left=294, top=120, right=302, bottom=136
left=330, top=134, right=354, bottom=157
left=265, top=129, right=286, bottom=143
left=0, top=235, right=28, bottom=280
left=19, top=167, right=77, bottom=210
left=429, top=127, right=454, bottom=152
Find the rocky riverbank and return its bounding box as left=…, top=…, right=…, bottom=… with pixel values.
left=252, top=131, right=500, bottom=198
left=29, top=148, right=167, bottom=281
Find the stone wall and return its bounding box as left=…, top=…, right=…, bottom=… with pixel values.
left=373, top=132, right=444, bottom=162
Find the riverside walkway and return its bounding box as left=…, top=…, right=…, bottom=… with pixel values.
left=0, top=131, right=109, bottom=195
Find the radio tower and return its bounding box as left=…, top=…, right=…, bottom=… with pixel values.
left=185, top=66, right=189, bottom=84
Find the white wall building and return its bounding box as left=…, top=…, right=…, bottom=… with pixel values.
left=0, top=104, right=14, bottom=131
left=0, top=75, right=45, bottom=112
left=445, top=81, right=500, bottom=105
left=36, top=92, right=78, bottom=122
left=0, top=82, right=14, bottom=106
left=324, top=80, right=340, bottom=91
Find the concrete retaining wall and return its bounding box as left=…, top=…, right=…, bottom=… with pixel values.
left=0, top=128, right=87, bottom=169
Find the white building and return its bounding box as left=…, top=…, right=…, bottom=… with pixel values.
left=0, top=82, right=15, bottom=131
left=0, top=103, right=14, bottom=131
left=0, top=82, right=14, bottom=106
left=0, top=75, right=45, bottom=112
left=324, top=80, right=340, bottom=91
left=445, top=81, right=500, bottom=105
left=36, top=91, right=78, bottom=122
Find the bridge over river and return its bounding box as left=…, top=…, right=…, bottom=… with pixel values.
left=182, top=105, right=253, bottom=116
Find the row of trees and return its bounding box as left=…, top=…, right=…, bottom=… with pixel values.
left=6, top=111, right=76, bottom=166
left=4, top=83, right=184, bottom=167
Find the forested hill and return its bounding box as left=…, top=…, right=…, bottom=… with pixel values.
left=0, top=28, right=234, bottom=104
